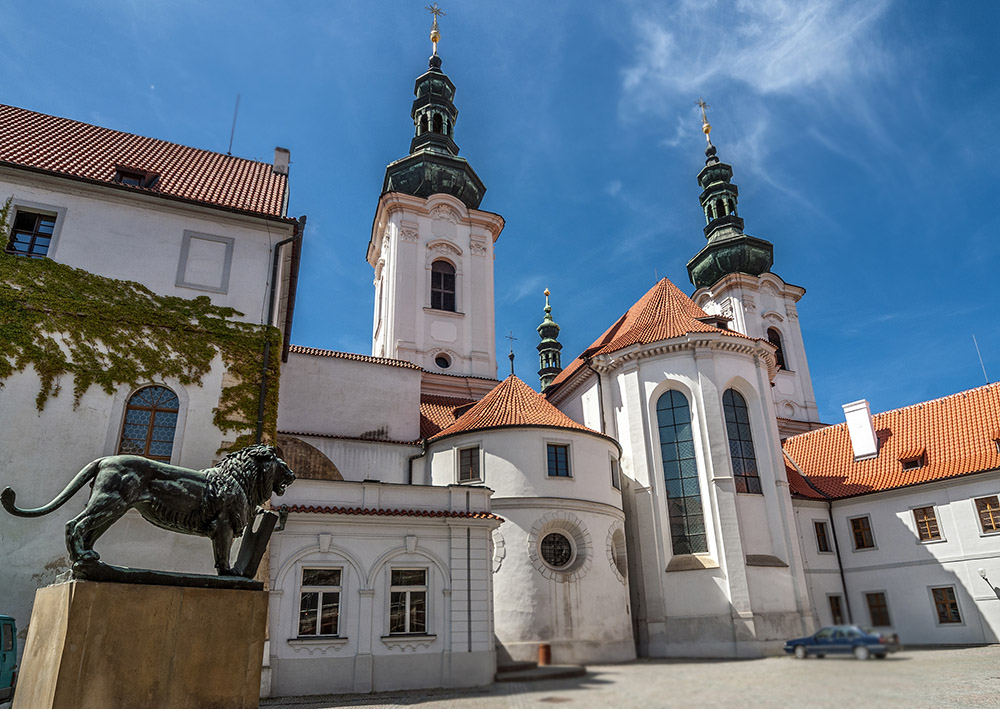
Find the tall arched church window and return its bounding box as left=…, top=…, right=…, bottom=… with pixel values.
left=767, top=328, right=786, bottom=369
left=723, top=389, right=762, bottom=494
left=430, top=260, right=456, bottom=312
left=656, top=390, right=707, bottom=554
left=118, top=385, right=179, bottom=461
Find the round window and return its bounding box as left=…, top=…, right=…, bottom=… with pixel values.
left=539, top=532, right=574, bottom=568
left=435, top=354, right=451, bottom=369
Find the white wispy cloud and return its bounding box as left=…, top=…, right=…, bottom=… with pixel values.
left=500, top=274, right=547, bottom=305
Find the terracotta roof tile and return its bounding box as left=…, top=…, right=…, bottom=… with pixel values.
left=288, top=345, right=422, bottom=370
left=549, top=278, right=754, bottom=391
left=783, top=383, right=1000, bottom=499
left=430, top=375, right=600, bottom=441
left=420, top=394, right=478, bottom=439
left=285, top=504, right=503, bottom=522
left=0, top=104, right=289, bottom=218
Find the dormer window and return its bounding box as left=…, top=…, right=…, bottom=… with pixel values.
left=114, top=167, right=158, bottom=188
left=901, top=454, right=925, bottom=471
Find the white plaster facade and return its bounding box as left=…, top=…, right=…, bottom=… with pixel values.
left=367, top=192, right=504, bottom=383
left=266, top=480, right=500, bottom=696
left=426, top=427, right=635, bottom=664
left=694, top=272, right=821, bottom=437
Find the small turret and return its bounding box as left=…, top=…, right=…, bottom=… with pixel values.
left=537, top=289, right=563, bottom=392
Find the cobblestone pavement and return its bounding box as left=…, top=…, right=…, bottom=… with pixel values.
left=262, top=646, right=1000, bottom=708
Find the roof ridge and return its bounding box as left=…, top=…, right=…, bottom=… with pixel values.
left=1, top=103, right=272, bottom=167
left=288, top=344, right=422, bottom=370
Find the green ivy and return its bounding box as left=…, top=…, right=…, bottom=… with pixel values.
left=0, top=252, right=279, bottom=452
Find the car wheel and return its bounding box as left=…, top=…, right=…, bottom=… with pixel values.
left=853, top=645, right=870, bottom=660
left=794, top=645, right=807, bottom=659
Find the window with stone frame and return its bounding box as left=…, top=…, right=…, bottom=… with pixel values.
left=814, top=520, right=832, bottom=553
left=913, top=506, right=941, bottom=541
left=975, top=495, right=1000, bottom=533
left=850, top=515, right=875, bottom=550
left=6, top=209, right=56, bottom=257
left=828, top=595, right=845, bottom=625
left=389, top=569, right=427, bottom=635
left=430, top=260, right=456, bottom=311
left=458, top=446, right=481, bottom=482
left=931, top=586, right=962, bottom=624
left=722, top=389, right=762, bottom=494
left=117, top=385, right=179, bottom=462
left=610, top=458, right=621, bottom=490
left=767, top=327, right=786, bottom=370
left=547, top=443, right=571, bottom=477
left=298, top=568, right=341, bottom=637
left=865, top=591, right=891, bottom=627
left=657, top=389, right=707, bottom=555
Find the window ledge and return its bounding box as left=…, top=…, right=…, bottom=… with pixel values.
left=380, top=634, right=437, bottom=651
left=546, top=475, right=574, bottom=480
left=286, top=636, right=349, bottom=655
left=665, top=554, right=719, bottom=572
left=916, top=537, right=947, bottom=545
left=979, top=530, right=1000, bottom=538
left=746, top=554, right=788, bottom=568
left=423, top=307, right=466, bottom=319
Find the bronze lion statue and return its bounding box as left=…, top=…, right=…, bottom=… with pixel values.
left=1, top=444, right=295, bottom=575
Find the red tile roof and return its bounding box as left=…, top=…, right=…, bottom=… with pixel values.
left=420, top=394, right=478, bottom=439
left=783, top=383, right=1000, bottom=499
left=278, top=430, right=421, bottom=446
left=288, top=345, right=422, bottom=370
left=285, top=504, right=503, bottom=522
left=429, top=375, right=603, bottom=441
left=548, top=278, right=754, bottom=392
left=0, top=104, right=290, bottom=219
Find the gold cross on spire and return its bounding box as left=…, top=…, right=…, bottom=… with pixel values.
left=426, top=3, right=445, bottom=54
left=696, top=97, right=712, bottom=144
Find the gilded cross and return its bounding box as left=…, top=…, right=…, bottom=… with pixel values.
left=696, top=97, right=712, bottom=143
left=426, top=3, right=445, bottom=54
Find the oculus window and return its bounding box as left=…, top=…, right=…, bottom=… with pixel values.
left=118, top=385, right=179, bottom=462
left=430, top=260, right=456, bottom=311
left=657, top=389, right=707, bottom=554
left=722, top=389, right=762, bottom=494
left=298, top=568, right=341, bottom=637
left=539, top=532, right=574, bottom=569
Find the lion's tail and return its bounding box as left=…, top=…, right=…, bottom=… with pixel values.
left=1, top=459, right=102, bottom=518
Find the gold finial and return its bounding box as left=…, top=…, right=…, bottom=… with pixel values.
left=696, top=97, right=712, bottom=144
left=426, top=3, right=445, bottom=55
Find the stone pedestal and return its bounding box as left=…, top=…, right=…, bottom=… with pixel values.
left=13, top=580, right=267, bottom=709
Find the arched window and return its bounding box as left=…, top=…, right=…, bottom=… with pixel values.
left=430, top=260, right=456, bottom=311
left=419, top=114, right=428, bottom=135
left=723, top=389, right=762, bottom=494
left=715, top=198, right=726, bottom=218
left=118, top=385, right=179, bottom=461
left=433, top=114, right=443, bottom=133
left=656, top=390, right=707, bottom=554
left=767, top=327, right=786, bottom=369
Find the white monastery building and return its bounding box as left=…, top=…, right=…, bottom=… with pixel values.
left=0, top=18, right=998, bottom=701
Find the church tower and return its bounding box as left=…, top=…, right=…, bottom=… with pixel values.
left=688, top=103, right=822, bottom=437
left=537, top=288, right=563, bottom=391
left=367, top=11, right=504, bottom=391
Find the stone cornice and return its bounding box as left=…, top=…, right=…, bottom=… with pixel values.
left=692, top=271, right=806, bottom=305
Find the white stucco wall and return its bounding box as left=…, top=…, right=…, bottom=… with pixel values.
left=267, top=479, right=499, bottom=696
left=278, top=352, right=422, bottom=443
left=281, top=435, right=421, bottom=485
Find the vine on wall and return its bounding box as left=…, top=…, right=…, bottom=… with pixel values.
left=0, top=251, right=279, bottom=451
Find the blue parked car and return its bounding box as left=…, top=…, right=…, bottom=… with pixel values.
left=784, top=625, right=900, bottom=660
left=0, top=615, right=16, bottom=701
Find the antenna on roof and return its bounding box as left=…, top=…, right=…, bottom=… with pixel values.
left=227, top=94, right=241, bottom=156
left=973, top=333, right=990, bottom=384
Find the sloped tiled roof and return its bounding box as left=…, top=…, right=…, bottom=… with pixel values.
left=288, top=345, right=422, bottom=370
left=548, top=278, right=754, bottom=392
left=0, top=104, right=289, bottom=218
left=420, top=394, right=478, bottom=439
left=783, top=383, right=1000, bottom=499
left=430, top=375, right=602, bottom=441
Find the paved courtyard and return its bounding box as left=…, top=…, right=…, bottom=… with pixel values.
left=262, top=646, right=1000, bottom=708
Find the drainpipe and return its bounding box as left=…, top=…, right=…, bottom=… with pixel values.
left=782, top=448, right=853, bottom=624
left=255, top=220, right=303, bottom=444
left=407, top=439, right=428, bottom=485
left=585, top=357, right=607, bottom=434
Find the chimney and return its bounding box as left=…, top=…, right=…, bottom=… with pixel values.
left=272, top=147, right=290, bottom=176
left=843, top=399, right=879, bottom=460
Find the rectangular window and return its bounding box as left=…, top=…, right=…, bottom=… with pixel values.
left=931, top=586, right=962, bottom=624
left=865, top=591, right=891, bottom=627
left=459, top=446, right=480, bottom=482
left=828, top=595, right=845, bottom=625
left=547, top=444, right=570, bottom=477
left=850, top=516, right=875, bottom=550
left=610, top=459, right=621, bottom=490
left=6, top=209, right=56, bottom=257
left=814, top=520, right=831, bottom=553
left=389, top=569, right=427, bottom=635
left=298, top=568, right=341, bottom=637
left=976, top=495, right=1000, bottom=533
left=913, top=506, right=941, bottom=541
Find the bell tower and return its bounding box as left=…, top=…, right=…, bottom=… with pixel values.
left=688, top=101, right=822, bottom=437
left=367, top=8, right=504, bottom=387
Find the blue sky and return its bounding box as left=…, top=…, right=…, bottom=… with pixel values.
left=5, top=1, right=1000, bottom=423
